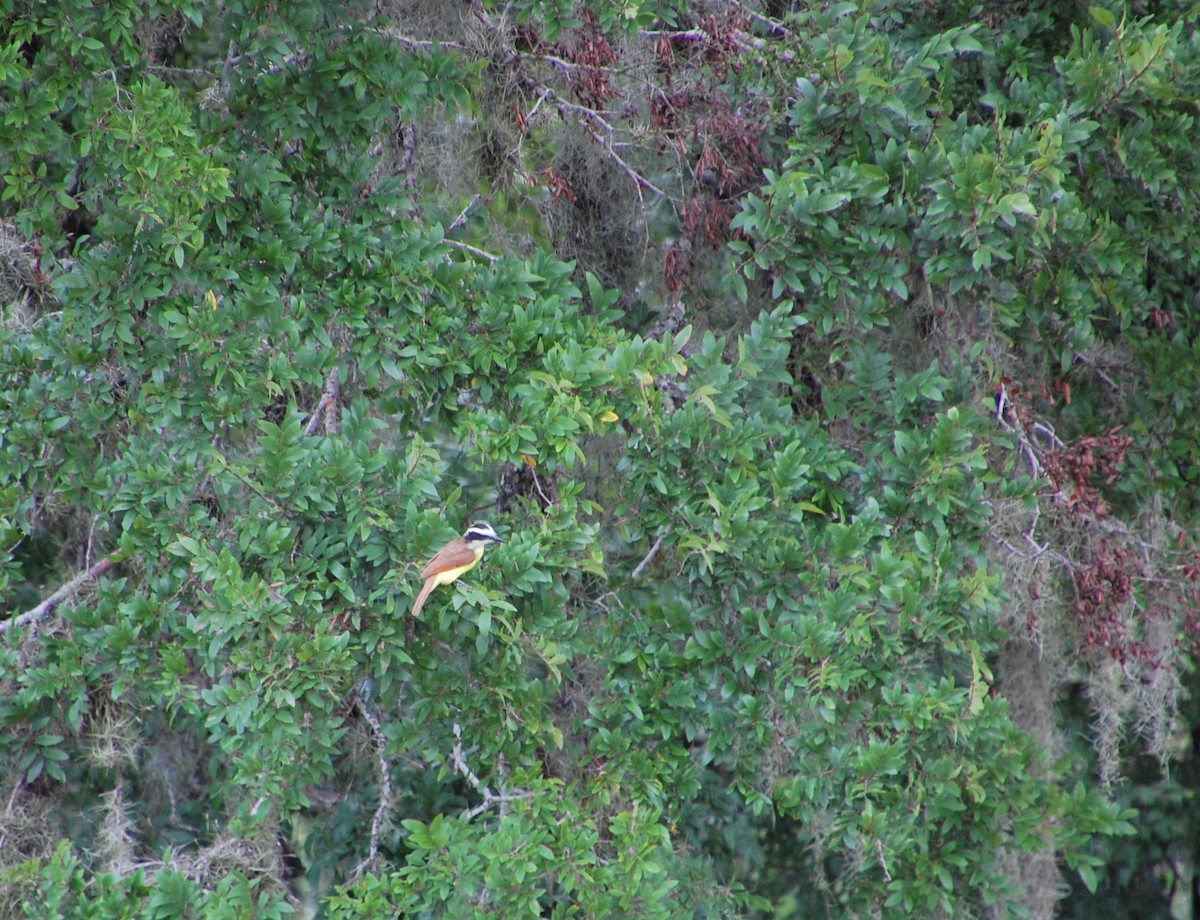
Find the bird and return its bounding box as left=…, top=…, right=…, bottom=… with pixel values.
left=410, top=522, right=504, bottom=618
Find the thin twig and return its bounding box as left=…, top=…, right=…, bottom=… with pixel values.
left=994, top=383, right=1044, bottom=479
left=86, top=515, right=101, bottom=569
left=144, top=64, right=213, bottom=81
left=397, top=115, right=416, bottom=190
left=522, top=83, right=674, bottom=202
left=451, top=723, right=533, bottom=820
left=0, top=555, right=122, bottom=635
left=638, top=27, right=794, bottom=63
left=352, top=694, right=393, bottom=879
left=359, top=27, right=470, bottom=55
left=461, top=6, right=677, bottom=204
left=715, top=0, right=794, bottom=39
left=631, top=534, right=666, bottom=579
left=451, top=723, right=485, bottom=791
left=444, top=238, right=499, bottom=262
left=1030, top=421, right=1065, bottom=449
left=585, top=129, right=671, bottom=203
left=447, top=195, right=482, bottom=233
left=874, top=837, right=892, bottom=882
left=530, top=467, right=556, bottom=508
left=526, top=89, right=552, bottom=122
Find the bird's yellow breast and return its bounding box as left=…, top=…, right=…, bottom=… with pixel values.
left=430, top=553, right=483, bottom=587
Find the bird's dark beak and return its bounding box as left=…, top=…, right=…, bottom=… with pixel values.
left=491, top=534, right=505, bottom=543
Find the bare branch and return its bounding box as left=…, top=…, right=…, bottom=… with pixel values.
left=445, top=238, right=500, bottom=262
left=352, top=694, right=393, bottom=880
left=359, top=27, right=470, bottom=55
left=631, top=534, right=667, bottom=579
left=0, top=555, right=122, bottom=636
left=447, top=195, right=482, bottom=233
left=522, top=85, right=675, bottom=203
left=714, top=0, right=795, bottom=39
left=459, top=6, right=676, bottom=204
left=396, top=115, right=417, bottom=190
left=451, top=722, right=486, bottom=791
left=995, top=382, right=1044, bottom=479
left=529, top=467, right=556, bottom=509
left=639, top=26, right=794, bottom=63
left=144, top=64, right=214, bottom=81
left=585, top=128, right=672, bottom=203
left=305, top=367, right=342, bottom=436
left=451, top=723, right=533, bottom=820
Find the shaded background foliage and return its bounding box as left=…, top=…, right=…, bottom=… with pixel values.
left=2, top=0, right=1198, bottom=917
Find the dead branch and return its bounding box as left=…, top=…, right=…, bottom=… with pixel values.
left=465, top=5, right=676, bottom=204
left=715, top=0, right=795, bottom=40
left=0, top=554, right=122, bottom=636
left=304, top=367, right=342, bottom=436
left=639, top=27, right=794, bottom=63
left=451, top=722, right=532, bottom=820
left=521, top=84, right=674, bottom=203
left=351, top=693, right=393, bottom=879
left=360, top=26, right=470, bottom=55
left=529, top=466, right=556, bottom=509
left=631, top=534, right=667, bottom=579
left=447, top=194, right=482, bottom=233
left=445, top=238, right=500, bottom=262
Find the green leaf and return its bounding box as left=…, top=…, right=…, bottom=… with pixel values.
left=1078, top=861, right=1099, bottom=894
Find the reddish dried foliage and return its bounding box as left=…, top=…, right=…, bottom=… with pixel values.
left=654, top=15, right=764, bottom=291
left=1070, top=540, right=1152, bottom=666
left=1149, top=305, right=1175, bottom=329
left=1042, top=428, right=1132, bottom=519
left=695, top=13, right=748, bottom=80
left=1174, top=548, right=1200, bottom=654
left=28, top=238, right=49, bottom=287
left=511, top=10, right=767, bottom=294
left=541, top=165, right=578, bottom=203
left=557, top=9, right=619, bottom=111
left=1002, top=379, right=1195, bottom=666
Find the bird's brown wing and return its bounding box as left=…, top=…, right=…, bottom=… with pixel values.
left=412, top=538, right=480, bottom=618
left=419, top=539, right=476, bottom=580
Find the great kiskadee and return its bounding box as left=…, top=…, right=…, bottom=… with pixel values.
left=410, top=522, right=504, bottom=618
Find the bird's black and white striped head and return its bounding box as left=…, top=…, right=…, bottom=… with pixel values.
left=464, top=522, right=503, bottom=544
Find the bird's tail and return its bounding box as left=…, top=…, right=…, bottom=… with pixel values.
left=410, top=577, right=436, bottom=617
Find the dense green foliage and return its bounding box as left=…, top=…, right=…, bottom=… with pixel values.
left=2, top=1, right=1198, bottom=918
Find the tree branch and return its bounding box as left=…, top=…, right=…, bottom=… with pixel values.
left=447, top=194, right=482, bottom=233
left=714, top=0, right=795, bottom=39
left=522, top=85, right=674, bottom=203
left=0, top=554, right=122, bottom=635
left=639, top=26, right=794, bottom=63
left=352, top=692, right=393, bottom=879
left=461, top=5, right=675, bottom=204
left=304, top=367, right=342, bottom=436
left=631, top=534, right=667, bottom=579
left=359, top=26, right=470, bottom=55
left=451, top=722, right=532, bottom=820
left=444, top=238, right=500, bottom=262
